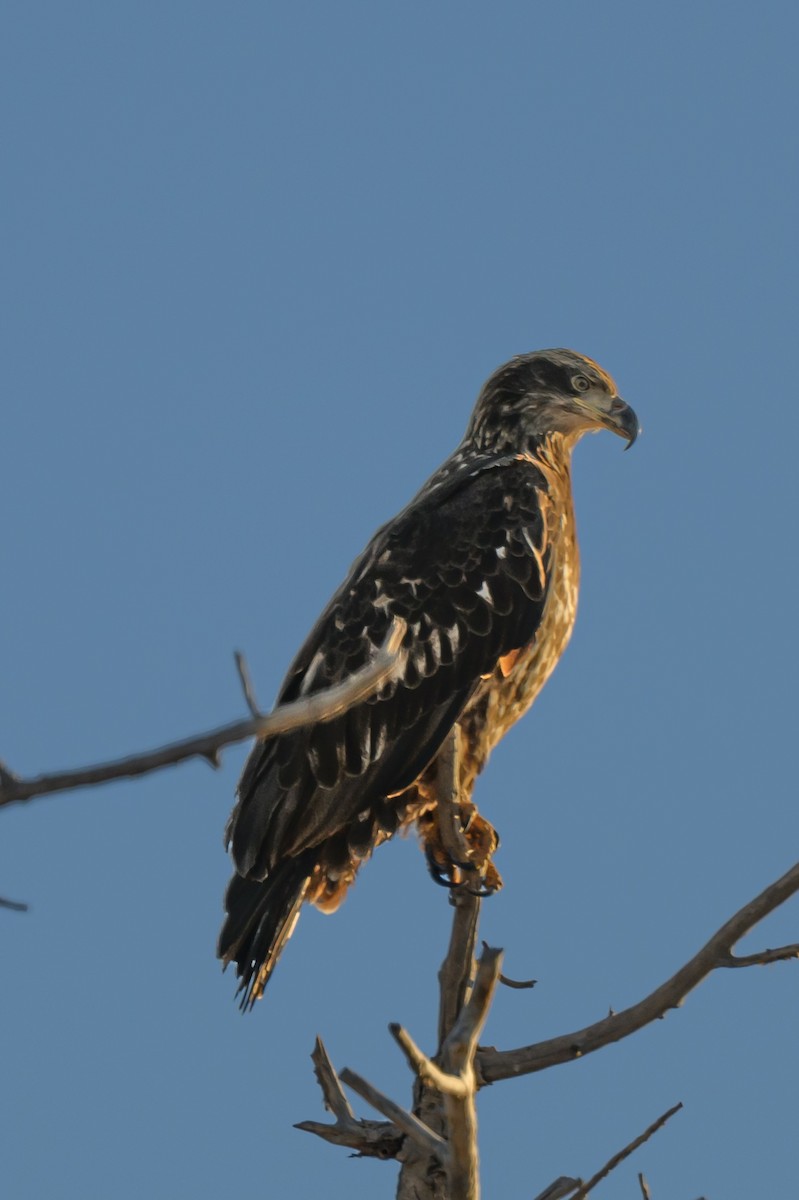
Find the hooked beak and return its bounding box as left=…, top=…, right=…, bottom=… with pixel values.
left=571, top=387, right=640, bottom=450
left=604, top=396, right=640, bottom=450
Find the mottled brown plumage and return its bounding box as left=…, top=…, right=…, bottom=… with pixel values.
left=219, top=349, right=638, bottom=1006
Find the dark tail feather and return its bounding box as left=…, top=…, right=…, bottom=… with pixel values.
left=217, top=851, right=316, bottom=1009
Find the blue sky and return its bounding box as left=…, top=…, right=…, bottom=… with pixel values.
left=2, top=3, right=798, bottom=1196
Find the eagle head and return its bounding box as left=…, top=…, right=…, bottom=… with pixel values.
left=468, top=348, right=639, bottom=451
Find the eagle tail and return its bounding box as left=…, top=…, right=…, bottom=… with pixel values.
left=217, top=852, right=315, bottom=1009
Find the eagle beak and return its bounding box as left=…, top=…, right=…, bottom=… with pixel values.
left=605, top=397, right=640, bottom=450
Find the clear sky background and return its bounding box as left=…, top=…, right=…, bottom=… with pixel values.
left=2, top=4, right=798, bottom=1197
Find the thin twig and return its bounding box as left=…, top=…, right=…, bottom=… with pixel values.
left=570, top=1103, right=682, bottom=1199
left=720, top=944, right=799, bottom=967
left=482, top=941, right=537, bottom=989
left=498, top=972, right=537, bottom=990
left=0, top=895, right=29, bottom=912
left=479, top=861, right=799, bottom=1084
left=638, top=1172, right=652, bottom=1199
left=233, top=650, right=261, bottom=717
left=0, top=617, right=406, bottom=808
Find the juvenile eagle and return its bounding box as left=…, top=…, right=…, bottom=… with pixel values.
left=219, top=349, right=638, bottom=1006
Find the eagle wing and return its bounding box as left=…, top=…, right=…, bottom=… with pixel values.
left=228, top=455, right=551, bottom=880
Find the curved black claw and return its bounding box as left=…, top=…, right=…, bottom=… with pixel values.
left=424, top=842, right=458, bottom=889
left=467, top=883, right=497, bottom=898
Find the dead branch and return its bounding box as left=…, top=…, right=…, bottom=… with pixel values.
left=533, top=1104, right=681, bottom=1199
left=437, top=885, right=481, bottom=1045
left=718, top=944, right=799, bottom=967
left=478, top=860, right=799, bottom=1085
left=0, top=617, right=405, bottom=809
left=302, top=946, right=502, bottom=1200
left=482, top=940, right=537, bottom=990
left=338, top=1067, right=448, bottom=1162
left=398, top=728, right=484, bottom=1200
left=294, top=1037, right=402, bottom=1160
left=437, top=945, right=503, bottom=1199
left=391, top=1025, right=467, bottom=1099
left=300, top=844, right=791, bottom=1191
left=297, top=852, right=798, bottom=1197
left=570, top=1102, right=682, bottom=1198
left=391, top=946, right=503, bottom=1199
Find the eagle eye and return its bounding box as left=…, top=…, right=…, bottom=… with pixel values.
left=572, top=375, right=591, bottom=393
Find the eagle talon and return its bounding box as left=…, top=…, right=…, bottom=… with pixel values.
left=424, top=842, right=458, bottom=889
left=458, top=863, right=500, bottom=898
left=467, top=882, right=497, bottom=898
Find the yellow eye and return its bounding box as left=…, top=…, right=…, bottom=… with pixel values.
left=573, top=375, right=591, bottom=393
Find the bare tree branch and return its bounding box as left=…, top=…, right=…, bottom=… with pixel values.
left=0, top=617, right=406, bottom=809
left=309, top=1034, right=356, bottom=1124
left=0, top=895, right=29, bottom=912
left=293, top=1114, right=401, bottom=1160
left=482, top=940, right=537, bottom=990
left=338, top=1067, right=447, bottom=1162
left=438, top=945, right=503, bottom=1200
left=533, top=1105, right=681, bottom=1200
left=436, top=887, right=481, bottom=1049
left=479, top=860, right=799, bottom=1085
left=282, top=729, right=796, bottom=1196
left=498, top=971, right=537, bottom=990
left=445, top=945, right=502, bottom=1070
left=718, top=944, right=799, bottom=968
left=294, top=1038, right=402, bottom=1161
left=638, top=1172, right=652, bottom=1199
left=398, top=727, right=483, bottom=1200
left=298, top=856, right=798, bottom=1197
left=396, top=943, right=504, bottom=1200
left=570, top=1103, right=682, bottom=1199
left=390, top=1024, right=467, bottom=1099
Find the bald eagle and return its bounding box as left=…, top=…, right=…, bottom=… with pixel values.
left=219, top=349, right=638, bottom=1006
